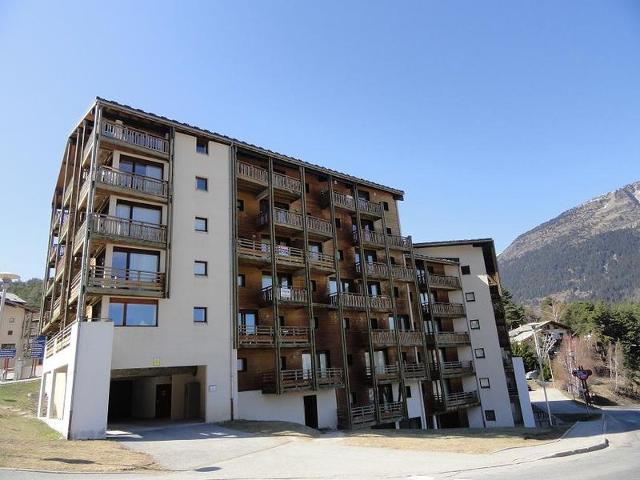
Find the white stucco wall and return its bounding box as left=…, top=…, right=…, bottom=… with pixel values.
left=404, top=380, right=427, bottom=428
left=513, top=357, right=535, bottom=427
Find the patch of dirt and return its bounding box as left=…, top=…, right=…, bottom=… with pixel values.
left=219, top=420, right=322, bottom=439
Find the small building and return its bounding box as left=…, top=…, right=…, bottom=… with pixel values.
left=0, top=293, right=40, bottom=380
left=509, top=320, right=572, bottom=348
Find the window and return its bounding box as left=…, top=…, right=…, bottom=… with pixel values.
left=238, top=311, right=257, bottom=333
left=112, top=249, right=160, bottom=277
left=485, top=410, right=496, bottom=421
left=382, top=201, right=389, bottom=211
left=119, top=155, right=163, bottom=180
left=465, top=292, right=476, bottom=302
left=1, top=343, right=15, bottom=349
left=350, top=391, right=357, bottom=404
left=305, top=183, right=310, bottom=193
left=461, top=265, right=471, bottom=275
left=116, top=200, right=161, bottom=225
left=109, top=300, right=158, bottom=326
left=7, top=330, right=13, bottom=336
left=193, top=307, right=207, bottom=323
left=470, top=319, right=480, bottom=330
left=196, top=137, right=208, bottom=154
left=195, top=176, right=208, bottom=191
left=343, top=317, right=350, bottom=329
left=405, top=386, right=412, bottom=398
left=338, top=250, right=344, bottom=261
left=237, top=274, right=246, bottom=287
left=386, top=227, right=392, bottom=235
left=194, top=261, right=208, bottom=276
left=347, top=354, right=353, bottom=366
left=237, top=199, right=244, bottom=211
left=8, top=318, right=15, bottom=323
left=394, top=287, right=400, bottom=298
left=311, top=280, right=317, bottom=292
left=195, top=217, right=208, bottom=232
left=335, top=218, right=341, bottom=229
left=479, top=377, right=491, bottom=389
left=313, top=317, right=319, bottom=330
left=474, top=348, right=486, bottom=359
left=237, top=358, right=247, bottom=372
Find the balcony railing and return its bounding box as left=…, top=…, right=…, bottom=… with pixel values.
left=355, top=261, right=389, bottom=279
left=320, top=191, right=383, bottom=217
left=316, top=368, right=344, bottom=387
left=446, top=391, right=479, bottom=409
left=329, top=292, right=393, bottom=311
left=87, top=266, right=165, bottom=294
left=88, top=214, right=167, bottom=245
left=101, top=119, right=169, bottom=155
left=237, top=161, right=269, bottom=186
left=379, top=401, right=404, bottom=421
left=259, top=208, right=303, bottom=230
left=367, top=363, right=400, bottom=380
left=45, top=321, right=76, bottom=358
left=274, top=244, right=305, bottom=267
left=423, top=302, right=466, bottom=318
left=403, top=363, right=428, bottom=379
left=262, top=286, right=308, bottom=304
left=353, top=230, right=411, bottom=250
left=237, top=238, right=271, bottom=262
left=278, top=326, right=310, bottom=345
left=95, top=166, right=169, bottom=199
left=272, top=172, right=302, bottom=195
left=441, top=361, right=475, bottom=377
left=371, top=329, right=396, bottom=345
left=435, top=331, right=471, bottom=346
left=307, top=251, right=335, bottom=271
left=263, top=369, right=313, bottom=392
left=358, top=198, right=383, bottom=217
left=238, top=325, right=274, bottom=346
left=348, top=404, right=377, bottom=428
left=391, top=265, right=414, bottom=281
left=428, top=274, right=462, bottom=290
left=398, top=330, right=423, bottom=346
left=306, top=215, right=333, bottom=237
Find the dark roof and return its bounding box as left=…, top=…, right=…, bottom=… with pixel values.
left=411, top=253, right=459, bottom=265
left=413, top=238, right=498, bottom=275
left=413, top=238, right=495, bottom=248
left=91, top=97, right=405, bottom=199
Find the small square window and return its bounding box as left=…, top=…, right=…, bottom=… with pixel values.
left=461, top=265, right=471, bottom=275
left=194, top=261, right=208, bottom=276
left=338, top=250, right=344, bottom=261
left=474, top=348, right=486, bottom=359
left=311, top=280, right=317, bottom=292
left=343, top=317, right=350, bottom=329
left=237, top=274, right=246, bottom=287
left=196, top=176, right=208, bottom=191
left=347, top=354, right=353, bottom=365
left=313, top=316, right=319, bottom=330
left=195, top=217, right=208, bottom=232
left=335, top=218, right=342, bottom=229
left=305, top=183, right=310, bottom=193
left=394, top=287, right=400, bottom=298
left=196, top=137, right=208, bottom=154
left=193, top=307, right=207, bottom=323
left=479, top=377, right=491, bottom=388
left=465, top=292, right=476, bottom=302
left=7, top=330, right=13, bottom=336
left=237, top=358, right=247, bottom=372
left=470, top=319, right=480, bottom=330
left=237, top=199, right=244, bottom=211
left=8, top=318, right=15, bottom=323
left=405, top=386, right=412, bottom=398
left=386, top=227, right=392, bottom=235
left=485, top=409, right=496, bottom=421
left=382, top=201, right=389, bottom=211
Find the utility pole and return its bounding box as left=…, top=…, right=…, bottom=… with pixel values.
left=533, top=326, right=554, bottom=426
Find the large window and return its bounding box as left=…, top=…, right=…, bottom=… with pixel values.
left=119, top=156, right=163, bottom=179
left=238, top=311, right=257, bottom=333
left=112, top=249, right=159, bottom=274
left=109, top=300, right=157, bottom=326
left=116, top=201, right=161, bottom=225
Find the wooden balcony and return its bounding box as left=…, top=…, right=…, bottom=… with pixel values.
left=94, top=166, right=169, bottom=200
left=261, top=286, right=308, bottom=305
left=319, top=191, right=383, bottom=218
left=423, top=302, right=466, bottom=318
left=272, top=171, right=302, bottom=197
left=355, top=261, right=389, bottom=279
left=341, top=404, right=377, bottom=429
left=441, top=361, right=475, bottom=378
left=316, top=367, right=344, bottom=388
left=238, top=325, right=274, bottom=347
left=63, top=182, right=73, bottom=206
left=259, top=208, right=303, bottom=232
left=435, top=331, right=471, bottom=346
left=279, top=326, right=310, bottom=346
left=307, top=251, right=335, bottom=272
left=367, top=363, right=400, bottom=382
left=403, top=362, right=428, bottom=379
left=428, top=274, right=461, bottom=290
left=86, top=266, right=165, bottom=297
left=262, top=369, right=312, bottom=393
left=274, top=245, right=305, bottom=270
left=379, top=401, right=404, bottom=422
left=445, top=391, right=480, bottom=410
left=306, top=215, right=333, bottom=238
left=391, top=265, right=415, bottom=281
left=237, top=238, right=271, bottom=264
left=101, top=119, right=169, bottom=157
left=398, top=330, right=423, bottom=347
left=88, top=214, right=167, bottom=248
left=236, top=161, right=302, bottom=198
left=352, top=230, right=411, bottom=250
left=371, top=329, right=396, bottom=346
left=329, top=292, right=393, bottom=311
left=236, top=161, right=269, bottom=188
left=45, top=321, right=75, bottom=359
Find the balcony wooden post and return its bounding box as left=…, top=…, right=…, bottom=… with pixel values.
left=231, top=145, right=239, bottom=351
left=164, top=126, right=175, bottom=300
left=267, top=157, right=282, bottom=395
left=299, top=166, right=318, bottom=390
left=327, top=175, right=352, bottom=427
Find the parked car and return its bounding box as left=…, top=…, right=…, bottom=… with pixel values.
left=525, top=370, right=539, bottom=380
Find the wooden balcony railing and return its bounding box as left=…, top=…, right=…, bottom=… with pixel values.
left=353, top=230, right=411, bottom=249
left=329, top=292, right=393, bottom=311
left=355, top=261, right=389, bottom=278
left=278, top=326, right=310, bottom=345
left=428, top=274, right=462, bottom=290
left=367, top=363, right=400, bottom=379
left=238, top=325, right=274, bottom=346
left=391, top=265, right=414, bottom=281
left=87, top=266, right=165, bottom=293
left=441, top=361, right=475, bottom=377
left=423, top=302, right=466, bottom=318
left=379, top=401, right=404, bottom=421
left=101, top=119, right=169, bottom=155
left=237, top=161, right=269, bottom=185
left=95, top=166, right=169, bottom=198
left=403, top=363, right=428, bottom=379
left=307, top=251, right=335, bottom=270
left=237, top=238, right=271, bottom=262
left=348, top=404, right=377, bottom=427
left=272, top=172, right=302, bottom=195
left=306, top=215, right=333, bottom=236
left=398, top=330, right=423, bottom=346
left=262, top=286, right=308, bottom=304
left=274, top=245, right=305, bottom=267
left=371, top=329, right=396, bottom=345
left=259, top=208, right=304, bottom=230
left=435, top=331, right=471, bottom=346
left=45, top=321, right=76, bottom=358
left=263, top=369, right=313, bottom=392
left=368, top=295, right=394, bottom=310
left=446, top=391, right=479, bottom=409
left=89, top=214, right=167, bottom=245
left=319, top=191, right=383, bottom=217
left=357, top=198, right=383, bottom=217
left=316, top=367, right=344, bottom=387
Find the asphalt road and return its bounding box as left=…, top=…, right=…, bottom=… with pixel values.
left=442, top=406, right=640, bottom=480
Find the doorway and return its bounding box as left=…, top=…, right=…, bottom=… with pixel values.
left=303, top=395, right=318, bottom=429
left=155, top=384, right=172, bottom=419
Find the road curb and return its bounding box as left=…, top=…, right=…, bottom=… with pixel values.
left=539, top=436, right=609, bottom=459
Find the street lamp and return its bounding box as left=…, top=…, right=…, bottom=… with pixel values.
left=0, top=272, right=20, bottom=380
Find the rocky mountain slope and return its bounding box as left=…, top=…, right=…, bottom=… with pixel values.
left=499, top=181, right=640, bottom=303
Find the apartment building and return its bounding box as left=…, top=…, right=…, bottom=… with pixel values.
left=0, top=293, right=40, bottom=380
left=39, top=98, right=532, bottom=439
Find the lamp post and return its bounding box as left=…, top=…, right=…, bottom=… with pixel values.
left=532, top=325, right=554, bottom=427
left=0, top=272, right=20, bottom=381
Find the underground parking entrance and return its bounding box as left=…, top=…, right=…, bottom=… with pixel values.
left=108, top=365, right=206, bottom=427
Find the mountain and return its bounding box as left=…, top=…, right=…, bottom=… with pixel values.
left=499, top=181, right=640, bottom=303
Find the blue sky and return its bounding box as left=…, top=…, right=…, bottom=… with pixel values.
left=1, top=1, right=639, bottom=280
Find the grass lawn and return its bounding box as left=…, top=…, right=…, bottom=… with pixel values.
left=0, top=379, right=160, bottom=472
